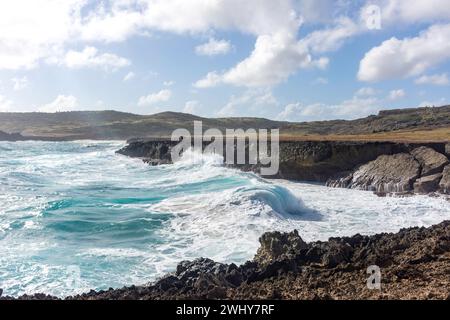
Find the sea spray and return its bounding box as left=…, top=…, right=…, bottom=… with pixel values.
left=0, top=141, right=449, bottom=297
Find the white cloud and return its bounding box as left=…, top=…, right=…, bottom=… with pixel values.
left=197, top=32, right=330, bottom=88
left=137, top=89, right=172, bottom=106
left=415, top=73, right=449, bottom=86
left=123, top=71, right=135, bottom=81
left=388, top=89, right=406, bottom=100
left=221, top=32, right=327, bottom=87
left=193, top=71, right=222, bottom=88
left=11, top=76, right=28, bottom=91
left=300, top=17, right=360, bottom=53
left=358, top=23, right=450, bottom=82
left=375, top=0, right=450, bottom=24
left=193, top=13, right=363, bottom=88
left=183, top=100, right=201, bottom=114
left=195, top=38, right=232, bottom=56
left=0, top=0, right=82, bottom=70
left=38, top=94, right=78, bottom=113
left=59, top=47, right=130, bottom=71
left=0, top=95, right=13, bottom=112
left=0, top=0, right=361, bottom=88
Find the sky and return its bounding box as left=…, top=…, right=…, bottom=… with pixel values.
left=0, top=0, right=449, bottom=121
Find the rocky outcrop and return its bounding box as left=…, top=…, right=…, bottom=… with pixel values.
left=116, top=140, right=173, bottom=165
left=117, top=140, right=447, bottom=182
left=327, top=146, right=450, bottom=196
left=118, top=139, right=449, bottom=195
left=414, top=174, right=443, bottom=194
left=254, top=230, right=308, bottom=266
left=3, top=221, right=449, bottom=300
left=345, top=153, right=421, bottom=194
left=411, top=146, right=449, bottom=176
left=440, top=165, right=450, bottom=194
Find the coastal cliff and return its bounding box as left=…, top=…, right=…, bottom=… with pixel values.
left=117, top=139, right=450, bottom=195
left=3, top=221, right=449, bottom=300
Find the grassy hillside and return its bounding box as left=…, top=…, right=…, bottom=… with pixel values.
left=0, top=106, right=449, bottom=142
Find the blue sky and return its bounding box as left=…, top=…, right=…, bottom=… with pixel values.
left=0, top=0, right=449, bottom=121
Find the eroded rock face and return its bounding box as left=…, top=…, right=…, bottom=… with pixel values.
left=414, top=173, right=443, bottom=194
left=254, top=230, right=308, bottom=266
left=411, top=146, right=449, bottom=176
left=440, top=165, right=450, bottom=194
left=348, top=153, right=421, bottom=193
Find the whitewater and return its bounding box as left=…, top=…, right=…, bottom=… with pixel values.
left=0, top=140, right=449, bottom=297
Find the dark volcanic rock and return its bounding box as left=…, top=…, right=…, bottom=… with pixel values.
left=254, top=230, right=308, bottom=266
left=347, top=153, right=421, bottom=193
left=440, top=165, right=450, bottom=194
left=414, top=173, right=443, bottom=194
left=411, top=146, right=449, bottom=176
left=4, top=221, right=450, bottom=300
left=117, top=140, right=174, bottom=164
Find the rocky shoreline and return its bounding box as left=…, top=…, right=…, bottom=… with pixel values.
left=2, top=221, right=449, bottom=300
left=1, top=139, right=449, bottom=300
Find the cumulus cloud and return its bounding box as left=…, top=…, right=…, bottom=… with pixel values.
left=195, top=38, right=232, bottom=56
left=358, top=23, right=450, bottom=82
left=137, top=89, right=172, bottom=106
left=38, top=94, right=78, bottom=113
left=193, top=71, right=222, bottom=88
left=220, top=32, right=328, bottom=87
left=163, top=80, right=175, bottom=86
left=123, top=71, right=135, bottom=81
left=300, top=17, right=360, bottom=53
left=11, top=76, right=28, bottom=91
left=415, top=73, right=449, bottom=86
left=58, top=47, right=130, bottom=71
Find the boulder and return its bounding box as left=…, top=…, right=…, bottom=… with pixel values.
left=254, top=230, right=308, bottom=266
left=410, top=147, right=449, bottom=176
left=414, top=173, right=443, bottom=194
left=445, top=143, right=450, bottom=157
left=348, top=153, right=421, bottom=193
left=439, top=165, right=450, bottom=194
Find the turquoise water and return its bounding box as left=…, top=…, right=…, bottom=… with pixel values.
left=1, top=141, right=449, bottom=297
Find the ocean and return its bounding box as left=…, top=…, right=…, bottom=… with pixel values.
left=0, top=140, right=449, bottom=297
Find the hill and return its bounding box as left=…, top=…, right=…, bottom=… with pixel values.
left=0, top=106, right=449, bottom=142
